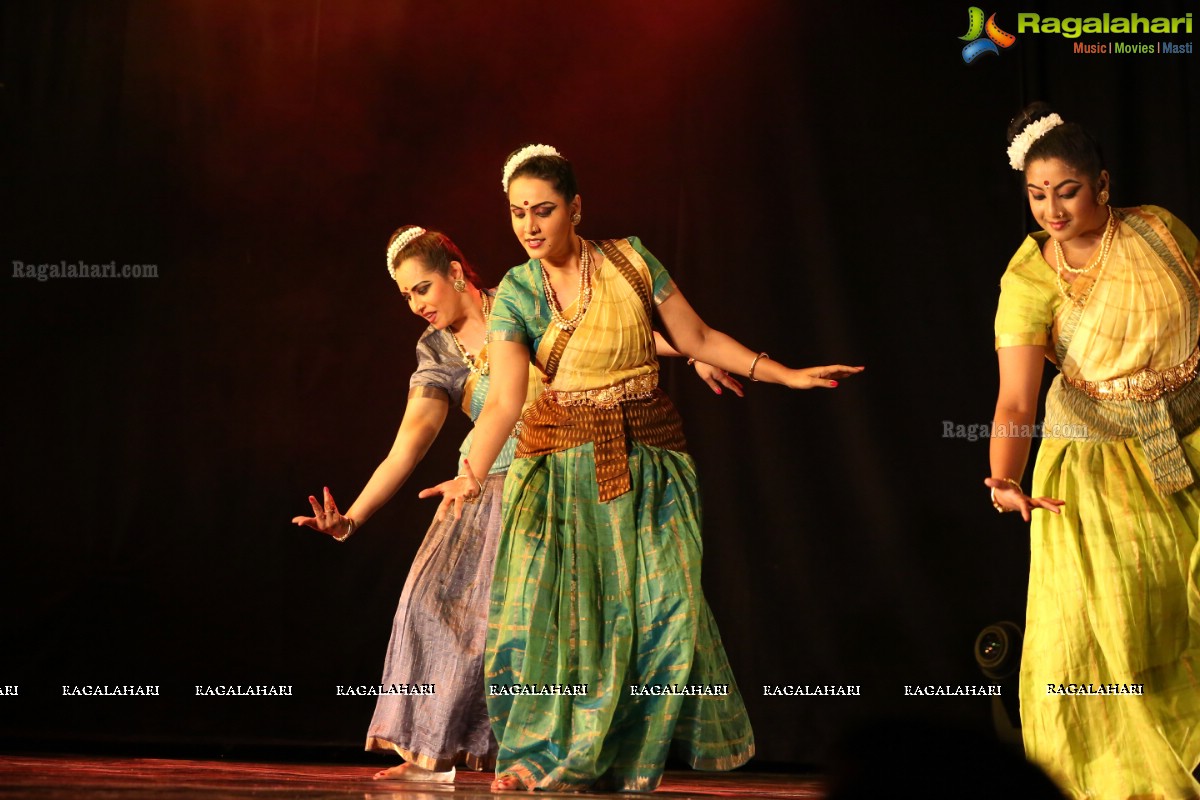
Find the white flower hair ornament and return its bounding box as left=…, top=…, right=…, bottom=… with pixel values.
left=386, top=226, right=427, bottom=281
left=502, top=144, right=562, bottom=191
left=1007, top=113, right=1064, bottom=171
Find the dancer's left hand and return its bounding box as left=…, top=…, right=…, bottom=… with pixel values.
left=693, top=361, right=744, bottom=397
left=419, top=459, right=482, bottom=522
left=783, top=364, right=865, bottom=390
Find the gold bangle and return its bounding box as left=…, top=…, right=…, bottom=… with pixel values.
left=748, top=352, right=769, bottom=382
left=334, top=516, right=357, bottom=542
left=989, top=478, right=1021, bottom=513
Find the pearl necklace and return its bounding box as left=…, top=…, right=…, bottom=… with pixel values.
left=1053, top=207, right=1114, bottom=275
left=541, top=238, right=593, bottom=332
left=1055, top=209, right=1118, bottom=309
left=448, top=292, right=492, bottom=375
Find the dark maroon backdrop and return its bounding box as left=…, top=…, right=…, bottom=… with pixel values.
left=2, top=0, right=1197, bottom=769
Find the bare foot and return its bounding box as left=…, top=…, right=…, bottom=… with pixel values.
left=373, top=763, right=456, bottom=782
left=490, top=773, right=524, bottom=792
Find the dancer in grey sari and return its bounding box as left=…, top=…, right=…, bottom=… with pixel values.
left=293, top=225, right=740, bottom=781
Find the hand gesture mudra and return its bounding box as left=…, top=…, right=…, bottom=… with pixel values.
left=292, top=486, right=356, bottom=541
left=692, top=361, right=745, bottom=397
left=782, top=364, right=865, bottom=390
left=984, top=477, right=1065, bottom=522
left=419, top=459, right=483, bottom=523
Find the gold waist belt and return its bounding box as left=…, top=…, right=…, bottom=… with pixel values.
left=547, top=372, right=658, bottom=409
left=1064, top=346, right=1200, bottom=402
left=1046, top=349, right=1200, bottom=496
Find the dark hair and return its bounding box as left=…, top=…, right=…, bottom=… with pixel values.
left=1006, top=102, right=1105, bottom=181
left=386, top=226, right=482, bottom=286
left=503, top=146, right=579, bottom=201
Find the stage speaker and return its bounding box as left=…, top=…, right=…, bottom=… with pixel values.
left=975, top=621, right=1023, bottom=746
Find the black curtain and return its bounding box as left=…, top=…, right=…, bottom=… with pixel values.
left=2, top=0, right=1197, bottom=766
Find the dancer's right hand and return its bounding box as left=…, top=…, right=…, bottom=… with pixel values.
left=419, top=459, right=482, bottom=522
left=292, top=486, right=354, bottom=539
left=984, top=478, right=1065, bottom=522
left=781, top=364, right=865, bottom=389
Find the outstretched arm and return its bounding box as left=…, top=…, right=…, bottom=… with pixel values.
left=655, top=289, right=863, bottom=389
left=653, top=329, right=744, bottom=396
left=292, top=394, right=449, bottom=539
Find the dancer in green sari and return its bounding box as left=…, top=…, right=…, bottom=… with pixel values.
left=423, top=145, right=862, bottom=791
left=295, top=225, right=739, bottom=783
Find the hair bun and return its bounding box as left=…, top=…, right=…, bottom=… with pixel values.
left=1007, top=101, right=1058, bottom=144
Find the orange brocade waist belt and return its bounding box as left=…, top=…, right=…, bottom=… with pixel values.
left=1063, top=346, right=1200, bottom=402
left=515, top=383, right=688, bottom=502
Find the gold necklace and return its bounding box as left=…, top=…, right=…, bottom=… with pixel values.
left=1053, top=207, right=1114, bottom=275
left=1055, top=209, right=1118, bottom=309
left=541, top=238, right=593, bottom=331
left=448, top=291, right=492, bottom=375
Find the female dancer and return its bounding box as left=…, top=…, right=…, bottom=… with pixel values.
left=293, top=225, right=739, bottom=782
left=988, top=102, right=1200, bottom=797
left=424, top=145, right=863, bottom=791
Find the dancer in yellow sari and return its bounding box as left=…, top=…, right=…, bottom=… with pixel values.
left=423, top=145, right=863, bottom=792
left=989, top=103, right=1200, bottom=798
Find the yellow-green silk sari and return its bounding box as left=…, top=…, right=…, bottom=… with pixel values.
left=485, top=237, right=755, bottom=791
left=995, top=206, right=1200, bottom=798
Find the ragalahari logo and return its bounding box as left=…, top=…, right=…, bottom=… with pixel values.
left=960, top=7, right=1017, bottom=63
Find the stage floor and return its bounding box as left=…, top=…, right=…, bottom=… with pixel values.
left=0, top=755, right=825, bottom=799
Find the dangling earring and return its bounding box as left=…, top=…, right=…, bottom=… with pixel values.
left=453, top=278, right=466, bottom=292
left=570, top=212, right=581, bottom=226
left=1096, top=189, right=1110, bottom=206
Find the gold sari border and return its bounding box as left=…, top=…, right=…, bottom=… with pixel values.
left=488, top=329, right=525, bottom=343
left=598, top=239, right=653, bottom=317
left=541, top=321, right=574, bottom=384
left=408, top=385, right=450, bottom=402
left=654, top=278, right=678, bottom=306
left=1122, top=208, right=1199, bottom=335
left=682, top=741, right=756, bottom=772
left=462, top=370, right=480, bottom=416
left=995, top=332, right=1049, bottom=350
left=364, top=736, right=495, bottom=772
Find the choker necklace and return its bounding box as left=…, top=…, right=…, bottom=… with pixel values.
left=1055, top=208, right=1118, bottom=309
left=449, top=291, right=492, bottom=375
left=542, top=238, right=593, bottom=332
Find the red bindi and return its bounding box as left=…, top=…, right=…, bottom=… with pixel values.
left=1044, top=181, right=1050, bottom=186
left=523, top=200, right=529, bottom=206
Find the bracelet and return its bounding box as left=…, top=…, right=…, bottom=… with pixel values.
left=458, top=474, right=484, bottom=497
left=334, top=516, right=357, bottom=542
left=989, top=478, right=1022, bottom=513
left=748, top=352, right=769, bottom=382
